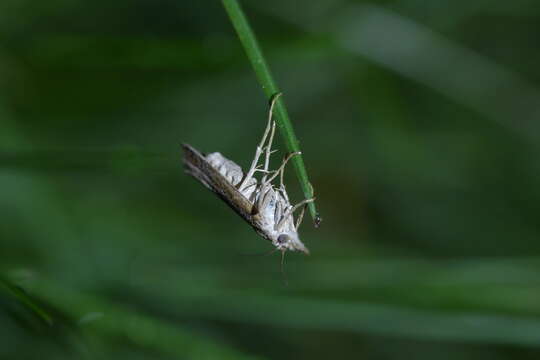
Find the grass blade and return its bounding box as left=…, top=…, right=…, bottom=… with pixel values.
left=0, top=276, right=53, bottom=326
left=222, top=0, right=320, bottom=225
left=32, top=280, right=263, bottom=359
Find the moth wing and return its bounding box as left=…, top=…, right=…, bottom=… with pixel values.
left=182, top=143, right=256, bottom=224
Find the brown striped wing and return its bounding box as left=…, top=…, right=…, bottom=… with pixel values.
left=182, top=143, right=257, bottom=227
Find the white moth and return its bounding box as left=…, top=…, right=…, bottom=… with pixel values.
left=183, top=94, right=314, bottom=255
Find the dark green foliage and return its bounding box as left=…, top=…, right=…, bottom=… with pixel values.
left=2, top=0, right=540, bottom=359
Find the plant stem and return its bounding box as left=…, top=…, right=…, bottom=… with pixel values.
left=1, top=277, right=54, bottom=325
left=222, top=0, right=320, bottom=226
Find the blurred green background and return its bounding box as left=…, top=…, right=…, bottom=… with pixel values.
left=3, top=0, right=540, bottom=359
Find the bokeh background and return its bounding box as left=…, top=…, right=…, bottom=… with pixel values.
left=3, top=0, right=540, bottom=359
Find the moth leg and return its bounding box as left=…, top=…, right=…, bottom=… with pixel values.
left=261, top=121, right=276, bottom=181
left=262, top=94, right=281, bottom=182
left=238, top=93, right=281, bottom=192
left=278, top=177, right=290, bottom=203
left=278, top=151, right=296, bottom=197
left=295, top=202, right=308, bottom=230
left=255, top=151, right=278, bottom=175
left=276, top=152, right=293, bottom=203
left=277, top=197, right=316, bottom=230
left=264, top=151, right=301, bottom=186
left=238, top=142, right=264, bottom=192
left=253, top=163, right=273, bottom=174
left=291, top=197, right=316, bottom=213
left=256, top=184, right=275, bottom=213
left=293, top=183, right=317, bottom=229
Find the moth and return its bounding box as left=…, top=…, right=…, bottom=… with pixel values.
left=182, top=94, right=315, bottom=255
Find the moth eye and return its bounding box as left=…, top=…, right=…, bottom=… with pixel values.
left=277, top=234, right=289, bottom=244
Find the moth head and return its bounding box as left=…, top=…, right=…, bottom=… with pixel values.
left=275, top=233, right=310, bottom=255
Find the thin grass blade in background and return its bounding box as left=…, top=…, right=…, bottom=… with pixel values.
left=255, top=3, right=540, bottom=142
left=0, top=276, right=53, bottom=326
left=31, top=279, right=263, bottom=360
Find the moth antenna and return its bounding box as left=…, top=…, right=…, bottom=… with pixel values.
left=295, top=202, right=308, bottom=231
left=267, top=247, right=280, bottom=257
left=280, top=249, right=289, bottom=286
left=239, top=247, right=279, bottom=257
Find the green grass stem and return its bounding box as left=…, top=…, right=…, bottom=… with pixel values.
left=222, top=0, right=320, bottom=226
